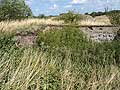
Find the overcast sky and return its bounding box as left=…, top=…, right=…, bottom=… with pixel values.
left=25, top=0, right=120, bottom=16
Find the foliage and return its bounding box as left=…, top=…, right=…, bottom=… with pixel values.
left=38, top=14, right=46, bottom=18
left=0, top=0, right=32, bottom=21
left=89, top=12, right=105, bottom=17
left=114, top=30, right=120, bottom=41
left=33, top=14, right=47, bottom=19
left=106, top=10, right=120, bottom=25
left=0, top=32, right=15, bottom=50
left=37, top=27, right=89, bottom=50
left=37, top=27, right=120, bottom=65
left=57, top=11, right=82, bottom=24
left=0, top=27, right=120, bottom=90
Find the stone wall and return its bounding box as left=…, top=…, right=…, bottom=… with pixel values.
left=15, top=25, right=120, bottom=46
left=80, top=26, right=119, bottom=42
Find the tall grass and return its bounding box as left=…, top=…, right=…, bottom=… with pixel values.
left=0, top=18, right=64, bottom=32
left=0, top=27, right=120, bottom=90
left=0, top=17, right=111, bottom=34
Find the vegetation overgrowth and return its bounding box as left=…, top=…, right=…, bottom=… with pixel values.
left=0, top=26, right=120, bottom=90
left=0, top=1, right=120, bottom=89
left=55, top=11, right=82, bottom=24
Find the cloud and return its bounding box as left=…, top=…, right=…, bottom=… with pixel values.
left=64, top=5, right=72, bottom=8
left=26, top=0, right=120, bottom=16
left=71, top=0, right=88, bottom=4
left=49, top=4, right=59, bottom=10
left=48, top=0, right=59, bottom=2
left=25, top=0, right=33, bottom=5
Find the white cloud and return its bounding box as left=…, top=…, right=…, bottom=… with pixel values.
left=25, top=0, right=33, bottom=5
left=71, top=0, right=88, bottom=4
left=48, top=0, right=59, bottom=2
left=64, top=5, right=72, bottom=8
left=49, top=4, right=59, bottom=10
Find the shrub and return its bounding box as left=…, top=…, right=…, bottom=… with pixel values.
left=0, top=32, right=16, bottom=50
left=114, top=30, right=120, bottom=41
left=89, top=12, right=105, bottom=17
left=37, top=27, right=89, bottom=50
left=107, top=13, right=120, bottom=25
left=37, top=27, right=120, bottom=66
left=37, top=14, right=46, bottom=19
left=57, top=11, right=82, bottom=24
left=106, top=10, right=120, bottom=25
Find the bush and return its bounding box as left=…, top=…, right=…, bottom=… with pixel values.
left=56, top=11, right=82, bottom=24
left=0, top=32, right=16, bottom=50
left=90, top=12, right=105, bottom=17
left=108, top=13, right=120, bottom=25
left=37, top=27, right=120, bottom=66
left=0, top=0, right=33, bottom=21
left=107, top=10, right=120, bottom=25
left=37, top=27, right=89, bottom=50
left=37, top=14, right=46, bottom=19
left=114, top=30, right=120, bottom=41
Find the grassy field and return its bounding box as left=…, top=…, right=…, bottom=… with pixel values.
left=0, top=19, right=120, bottom=90
left=0, top=16, right=111, bottom=32
left=0, top=19, right=64, bottom=32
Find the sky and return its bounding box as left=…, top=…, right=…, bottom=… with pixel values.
left=25, top=0, right=120, bottom=16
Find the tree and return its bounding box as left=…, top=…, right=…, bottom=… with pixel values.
left=38, top=14, right=45, bottom=18
left=59, top=11, right=82, bottom=24
left=0, top=0, right=32, bottom=21
left=85, top=13, right=89, bottom=15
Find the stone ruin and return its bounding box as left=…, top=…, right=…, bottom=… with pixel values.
left=80, top=26, right=120, bottom=42
left=14, top=31, right=37, bottom=47
left=14, top=25, right=120, bottom=46
left=14, top=25, right=63, bottom=47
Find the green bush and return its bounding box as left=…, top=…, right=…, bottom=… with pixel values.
left=0, top=0, right=33, bottom=21
left=102, top=10, right=120, bottom=25
left=37, top=14, right=46, bottom=19
left=37, top=27, right=89, bottom=50
left=56, top=11, right=82, bottom=24
left=89, top=12, right=105, bottom=17
left=0, top=32, right=15, bottom=49
left=107, top=11, right=120, bottom=25
left=37, top=27, right=120, bottom=66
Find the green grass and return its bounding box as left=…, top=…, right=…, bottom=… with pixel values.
left=0, top=27, right=120, bottom=90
